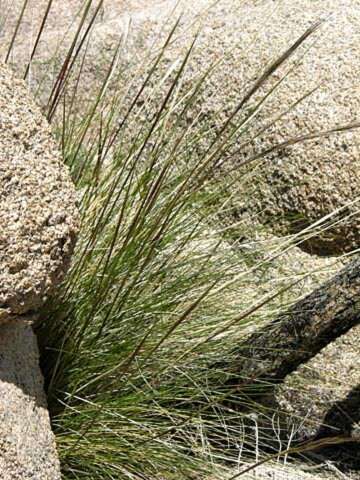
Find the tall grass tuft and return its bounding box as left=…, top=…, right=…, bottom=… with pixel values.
left=2, top=1, right=357, bottom=478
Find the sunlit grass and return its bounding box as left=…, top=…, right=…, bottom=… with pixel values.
left=1, top=1, right=356, bottom=478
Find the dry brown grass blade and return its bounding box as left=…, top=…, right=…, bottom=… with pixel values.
left=4, top=0, right=29, bottom=63
left=23, top=0, right=54, bottom=80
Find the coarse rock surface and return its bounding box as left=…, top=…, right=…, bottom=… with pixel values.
left=210, top=459, right=339, bottom=479
left=239, top=462, right=333, bottom=480
left=276, top=322, right=360, bottom=440
left=229, top=0, right=360, bottom=257
left=0, top=62, right=78, bottom=321
left=0, top=318, right=61, bottom=479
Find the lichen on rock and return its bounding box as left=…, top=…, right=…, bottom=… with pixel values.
left=0, top=62, right=79, bottom=319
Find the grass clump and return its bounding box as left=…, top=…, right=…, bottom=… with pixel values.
left=35, top=32, right=271, bottom=479
left=2, top=1, right=354, bottom=478
left=34, top=20, right=294, bottom=480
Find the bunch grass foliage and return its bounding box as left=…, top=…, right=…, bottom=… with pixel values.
left=2, top=1, right=357, bottom=478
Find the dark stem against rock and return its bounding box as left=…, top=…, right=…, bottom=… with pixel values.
left=222, top=257, right=360, bottom=395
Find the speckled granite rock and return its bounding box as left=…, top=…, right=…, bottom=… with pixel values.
left=239, top=462, right=330, bottom=480
left=276, top=322, right=360, bottom=440
left=0, top=319, right=61, bottom=479
left=227, top=0, right=360, bottom=256
left=0, top=63, right=78, bottom=477
left=0, top=62, right=78, bottom=321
